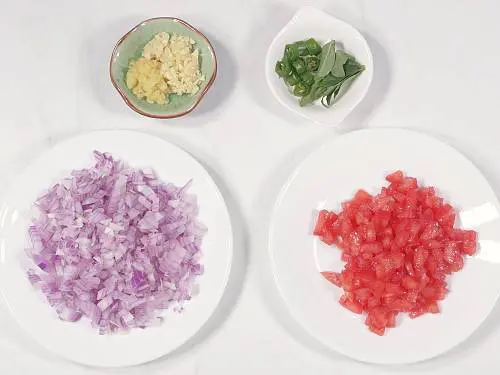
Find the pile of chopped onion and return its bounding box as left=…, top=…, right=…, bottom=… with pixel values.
left=26, top=151, right=206, bottom=334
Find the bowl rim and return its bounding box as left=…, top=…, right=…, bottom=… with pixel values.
left=109, top=17, right=218, bottom=120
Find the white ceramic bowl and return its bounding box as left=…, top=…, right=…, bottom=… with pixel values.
left=265, top=6, right=373, bottom=126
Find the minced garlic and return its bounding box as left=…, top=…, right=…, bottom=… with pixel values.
left=159, top=33, right=205, bottom=95
left=142, top=32, right=171, bottom=60
left=125, top=32, right=205, bottom=104
left=126, top=58, right=169, bottom=104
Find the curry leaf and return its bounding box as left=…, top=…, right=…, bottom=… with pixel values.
left=317, top=74, right=344, bottom=88
left=298, top=81, right=319, bottom=106
left=343, top=57, right=365, bottom=77
left=315, top=41, right=336, bottom=80
left=330, top=50, right=349, bottom=77
left=322, top=84, right=342, bottom=107
left=276, top=38, right=365, bottom=108
left=334, top=71, right=363, bottom=102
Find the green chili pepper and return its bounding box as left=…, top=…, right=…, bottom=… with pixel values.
left=296, top=41, right=308, bottom=56
left=276, top=37, right=364, bottom=108
left=285, top=44, right=299, bottom=61
left=275, top=61, right=284, bottom=78
left=282, top=60, right=292, bottom=76
left=286, top=72, right=300, bottom=86
left=291, top=59, right=306, bottom=75
left=275, top=60, right=292, bottom=78
left=301, top=71, right=314, bottom=86
left=293, top=82, right=310, bottom=97
left=302, top=55, right=319, bottom=72
left=305, top=38, right=322, bottom=55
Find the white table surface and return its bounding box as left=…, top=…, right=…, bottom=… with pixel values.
left=1, top=0, right=499, bottom=373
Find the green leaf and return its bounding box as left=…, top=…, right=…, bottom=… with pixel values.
left=299, top=96, right=314, bottom=107
left=330, top=70, right=363, bottom=103
left=296, top=43, right=366, bottom=107
left=317, top=74, right=344, bottom=88
left=322, top=84, right=342, bottom=107
left=330, top=50, right=349, bottom=77
left=343, top=57, right=365, bottom=77
left=299, top=81, right=335, bottom=106
left=321, top=92, right=332, bottom=107
left=333, top=84, right=341, bottom=98
left=319, top=60, right=364, bottom=107
left=299, top=80, right=320, bottom=106
left=318, top=85, right=336, bottom=102
left=299, top=72, right=341, bottom=106
left=315, top=41, right=336, bottom=80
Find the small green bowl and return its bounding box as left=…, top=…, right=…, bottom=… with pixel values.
left=110, top=17, right=217, bottom=119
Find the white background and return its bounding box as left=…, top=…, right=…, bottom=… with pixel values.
left=1, top=0, right=499, bottom=374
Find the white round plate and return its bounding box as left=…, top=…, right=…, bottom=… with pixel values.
left=0, top=130, right=233, bottom=367
left=265, top=6, right=373, bottom=126
left=269, top=128, right=500, bottom=364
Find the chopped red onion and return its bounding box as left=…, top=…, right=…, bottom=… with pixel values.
left=26, top=151, right=206, bottom=334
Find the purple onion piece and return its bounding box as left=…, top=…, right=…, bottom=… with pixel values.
left=26, top=151, right=206, bottom=334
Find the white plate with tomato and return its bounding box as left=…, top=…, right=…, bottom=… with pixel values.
left=269, top=128, right=500, bottom=364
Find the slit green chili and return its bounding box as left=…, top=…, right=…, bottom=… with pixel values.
left=275, top=37, right=365, bottom=108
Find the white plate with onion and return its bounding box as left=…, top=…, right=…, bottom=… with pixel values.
left=0, top=130, right=233, bottom=367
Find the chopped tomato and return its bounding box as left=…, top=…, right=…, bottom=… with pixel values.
left=386, top=170, right=404, bottom=184
left=313, top=210, right=330, bottom=236
left=339, top=294, right=363, bottom=314
left=320, top=272, right=342, bottom=287
left=314, top=171, right=477, bottom=335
